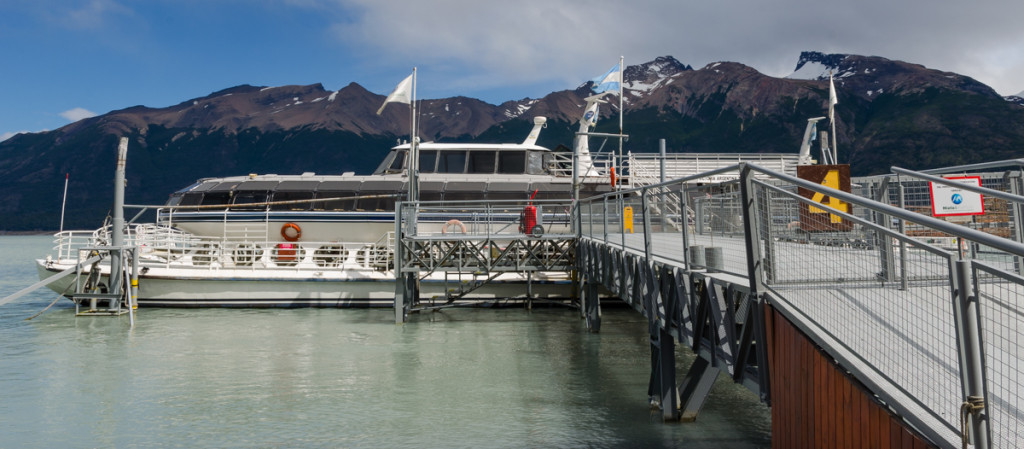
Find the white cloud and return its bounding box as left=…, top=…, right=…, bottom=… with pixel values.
left=1, top=131, right=26, bottom=142
left=59, top=0, right=132, bottom=30
left=328, top=0, right=1024, bottom=97
left=60, top=107, right=98, bottom=122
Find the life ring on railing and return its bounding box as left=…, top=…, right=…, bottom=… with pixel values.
left=281, top=222, right=302, bottom=242
left=441, top=219, right=467, bottom=234
left=609, top=167, right=617, bottom=187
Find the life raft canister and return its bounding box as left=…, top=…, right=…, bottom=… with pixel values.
left=275, top=243, right=297, bottom=263
left=281, top=223, right=302, bottom=242
left=520, top=189, right=539, bottom=234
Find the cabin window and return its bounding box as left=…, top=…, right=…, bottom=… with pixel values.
left=388, top=150, right=407, bottom=172
left=498, top=152, right=526, bottom=174
left=314, top=191, right=358, bottom=211
left=468, top=151, right=496, bottom=174
left=271, top=191, right=314, bottom=211
left=231, top=192, right=270, bottom=210
left=166, top=194, right=183, bottom=207
left=178, top=193, right=203, bottom=208
left=358, top=193, right=398, bottom=211
left=438, top=151, right=467, bottom=174
left=200, top=192, right=232, bottom=207
left=419, top=150, right=437, bottom=173
left=527, top=151, right=545, bottom=174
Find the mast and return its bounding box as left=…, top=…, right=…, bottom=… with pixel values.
left=618, top=55, right=624, bottom=186
left=410, top=67, right=418, bottom=203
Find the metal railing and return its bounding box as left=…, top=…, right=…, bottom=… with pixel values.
left=51, top=224, right=395, bottom=272
left=577, top=162, right=1024, bottom=448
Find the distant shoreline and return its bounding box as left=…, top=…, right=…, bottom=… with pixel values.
left=0, top=231, right=54, bottom=236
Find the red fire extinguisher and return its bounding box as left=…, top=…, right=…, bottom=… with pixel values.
left=520, top=189, right=540, bottom=235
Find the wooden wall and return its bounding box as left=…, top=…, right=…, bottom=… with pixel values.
left=765, top=304, right=936, bottom=448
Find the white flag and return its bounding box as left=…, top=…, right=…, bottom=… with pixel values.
left=376, top=73, right=413, bottom=115
left=828, top=74, right=838, bottom=122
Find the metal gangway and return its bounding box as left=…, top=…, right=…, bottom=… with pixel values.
left=393, top=199, right=578, bottom=320
left=574, top=160, right=1024, bottom=448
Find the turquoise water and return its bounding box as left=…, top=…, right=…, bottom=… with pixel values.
left=0, top=235, right=770, bottom=448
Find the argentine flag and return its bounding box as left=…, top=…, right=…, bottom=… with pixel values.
left=591, top=64, right=621, bottom=94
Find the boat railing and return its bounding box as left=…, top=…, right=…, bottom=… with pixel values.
left=547, top=152, right=616, bottom=181
left=401, top=199, right=576, bottom=238
left=52, top=224, right=395, bottom=272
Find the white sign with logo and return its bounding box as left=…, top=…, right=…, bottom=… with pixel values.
left=930, top=176, right=984, bottom=217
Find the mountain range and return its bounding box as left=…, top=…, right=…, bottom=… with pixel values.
left=2, top=51, right=1023, bottom=231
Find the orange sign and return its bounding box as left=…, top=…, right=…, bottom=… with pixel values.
left=797, top=165, right=853, bottom=232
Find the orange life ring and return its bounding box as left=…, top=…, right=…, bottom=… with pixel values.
left=281, top=222, right=302, bottom=242
left=441, top=219, right=467, bottom=234
left=610, top=167, right=617, bottom=187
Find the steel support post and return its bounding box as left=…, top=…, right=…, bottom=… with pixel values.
left=585, top=278, right=601, bottom=332
left=953, top=260, right=991, bottom=449
left=110, top=137, right=129, bottom=312
left=651, top=327, right=679, bottom=421
left=394, top=201, right=406, bottom=324
left=618, top=195, right=625, bottom=249
left=602, top=196, right=609, bottom=244
left=642, top=188, right=652, bottom=261
left=738, top=164, right=771, bottom=400
left=677, top=356, right=721, bottom=422
left=761, top=184, right=776, bottom=283
left=898, top=182, right=909, bottom=290
left=872, top=177, right=896, bottom=282
left=695, top=198, right=705, bottom=236
left=587, top=200, right=593, bottom=238
left=679, top=182, right=691, bottom=269
left=739, top=164, right=765, bottom=294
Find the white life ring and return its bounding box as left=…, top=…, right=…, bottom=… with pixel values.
left=441, top=219, right=467, bottom=234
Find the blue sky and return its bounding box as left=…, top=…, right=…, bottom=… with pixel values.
left=2, top=0, right=1023, bottom=141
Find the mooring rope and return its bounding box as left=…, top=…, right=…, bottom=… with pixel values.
left=960, top=395, right=985, bottom=449
left=24, top=281, right=74, bottom=321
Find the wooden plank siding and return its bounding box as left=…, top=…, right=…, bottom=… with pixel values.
left=765, top=305, right=937, bottom=448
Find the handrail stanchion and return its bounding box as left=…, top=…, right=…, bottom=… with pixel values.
left=603, top=195, right=609, bottom=244
left=953, top=260, right=991, bottom=449
left=642, top=188, right=652, bottom=260
left=1010, top=171, right=1024, bottom=275
left=898, top=180, right=908, bottom=290
left=680, top=181, right=690, bottom=269
left=739, top=164, right=771, bottom=403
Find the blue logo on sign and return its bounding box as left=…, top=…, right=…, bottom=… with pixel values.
left=951, top=193, right=963, bottom=205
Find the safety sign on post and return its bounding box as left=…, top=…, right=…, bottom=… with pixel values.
left=930, top=176, right=984, bottom=217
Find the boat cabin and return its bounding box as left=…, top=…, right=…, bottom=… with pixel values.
left=165, top=145, right=612, bottom=212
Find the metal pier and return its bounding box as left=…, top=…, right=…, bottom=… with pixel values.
left=392, top=160, right=1024, bottom=448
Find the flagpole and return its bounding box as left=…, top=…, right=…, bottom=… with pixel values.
left=829, top=73, right=838, bottom=164
left=617, top=55, right=624, bottom=188
left=410, top=67, right=418, bottom=203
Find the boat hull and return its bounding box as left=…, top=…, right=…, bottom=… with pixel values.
left=36, top=260, right=573, bottom=308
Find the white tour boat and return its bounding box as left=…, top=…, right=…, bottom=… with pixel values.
left=36, top=95, right=618, bottom=308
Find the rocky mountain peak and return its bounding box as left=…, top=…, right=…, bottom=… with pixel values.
left=788, top=51, right=850, bottom=80
left=787, top=51, right=999, bottom=100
